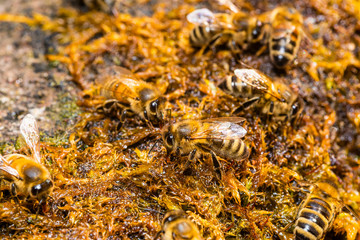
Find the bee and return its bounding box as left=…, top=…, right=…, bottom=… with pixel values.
left=162, top=117, right=249, bottom=169
left=0, top=114, right=53, bottom=203
left=219, top=68, right=304, bottom=124
left=186, top=8, right=234, bottom=50
left=214, top=0, right=272, bottom=54
left=215, top=1, right=305, bottom=68
left=294, top=179, right=358, bottom=240
left=82, top=0, right=120, bottom=13
left=82, top=66, right=166, bottom=128
left=268, top=7, right=304, bottom=68
left=231, top=12, right=271, bottom=51
left=158, top=210, right=202, bottom=240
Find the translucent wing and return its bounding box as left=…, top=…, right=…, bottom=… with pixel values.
left=199, top=117, right=246, bottom=123
left=217, top=0, right=240, bottom=13
left=234, top=68, right=283, bottom=100
left=190, top=120, right=247, bottom=140
left=187, top=8, right=215, bottom=26
left=20, top=114, right=41, bottom=164
left=0, top=155, right=21, bottom=180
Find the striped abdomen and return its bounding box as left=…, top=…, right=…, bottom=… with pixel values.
left=219, top=75, right=262, bottom=98
left=189, top=26, right=218, bottom=47
left=101, top=79, right=121, bottom=99
left=294, top=197, right=334, bottom=240
left=269, top=23, right=301, bottom=68
left=207, top=138, right=249, bottom=161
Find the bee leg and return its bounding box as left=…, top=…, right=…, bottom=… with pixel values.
left=175, top=147, right=181, bottom=156
left=255, top=44, right=267, bottom=56
left=143, top=110, right=155, bottom=129
left=153, top=230, right=165, bottom=240
left=10, top=183, right=17, bottom=196
left=116, top=109, right=128, bottom=131
left=188, top=149, right=197, bottom=161
left=35, top=198, right=45, bottom=220
left=280, top=219, right=295, bottom=232
left=210, top=151, right=222, bottom=180
left=180, top=149, right=197, bottom=175
left=10, top=183, right=20, bottom=204
left=233, top=97, right=260, bottom=114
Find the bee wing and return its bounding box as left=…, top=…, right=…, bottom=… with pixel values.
left=199, top=117, right=246, bottom=123
left=0, top=155, right=21, bottom=180
left=20, top=114, right=41, bottom=164
left=190, top=121, right=247, bottom=140
left=217, top=0, right=240, bottom=13
left=234, top=69, right=284, bottom=101
left=187, top=8, right=216, bottom=26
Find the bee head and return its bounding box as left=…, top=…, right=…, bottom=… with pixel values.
left=163, top=211, right=198, bottom=239
left=30, top=179, right=53, bottom=200
left=145, top=97, right=166, bottom=123
left=172, top=221, right=197, bottom=239
left=162, top=129, right=175, bottom=150
left=250, top=19, right=264, bottom=42
left=163, top=210, right=186, bottom=226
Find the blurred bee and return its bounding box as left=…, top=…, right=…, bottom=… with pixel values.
left=162, top=117, right=249, bottom=170
left=156, top=210, right=202, bottom=240
left=231, top=12, right=271, bottom=52
left=214, top=0, right=272, bottom=55
left=219, top=68, right=304, bottom=124
left=294, top=179, right=359, bottom=240
left=82, top=66, right=166, bottom=128
left=0, top=114, right=53, bottom=203
left=187, top=8, right=235, bottom=51
left=268, top=7, right=304, bottom=68
left=81, top=0, right=120, bottom=13
left=214, top=1, right=305, bottom=68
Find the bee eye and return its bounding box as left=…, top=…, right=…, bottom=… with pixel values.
left=291, top=104, right=300, bottom=115
left=31, top=179, right=53, bottom=197
left=31, top=184, right=42, bottom=196
left=251, top=21, right=263, bottom=39
left=165, top=133, right=174, bottom=147
left=149, top=99, right=159, bottom=114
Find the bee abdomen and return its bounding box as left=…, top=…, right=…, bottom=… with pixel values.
left=212, top=138, right=249, bottom=160
left=189, top=26, right=213, bottom=47
left=294, top=197, right=332, bottom=240
left=306, top=197, right=332, bottom=220
left=270, top=37, right=291, bottom=67
left=219, top=75, right=252, bottom=98
left=102, top=79, right=120, bottom=98
left=270, top=29, right=299, bottom=68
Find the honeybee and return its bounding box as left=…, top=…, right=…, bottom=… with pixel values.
left=231, top=12, right=271, bottom=51
left=214, top=1, right=305, bottom=68
left=0, top=114, right=53, bottom=202
left=158, top=210, right=202, bottom=240
left=219, top=68, right=304, bottom=124
left=215, top=0, right=272, bottom=54
left=162, top=117, right=249, bottom=168
left=187, top=8, right=235, bottom=50
left=268, top=7, right=304, bottom=68
left=294, top=179, right=358, bottom=240
left=82, top=0, right=120, bottom=13
left=82, top=66, right=166, bottom=127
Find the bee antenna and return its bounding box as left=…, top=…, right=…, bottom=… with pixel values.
left=238, top=60, right=252, bottom=69
left=164, top=108, right=173, bottom=127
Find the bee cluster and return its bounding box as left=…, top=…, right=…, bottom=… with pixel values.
left=1, top=0, right=360, bottom=239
